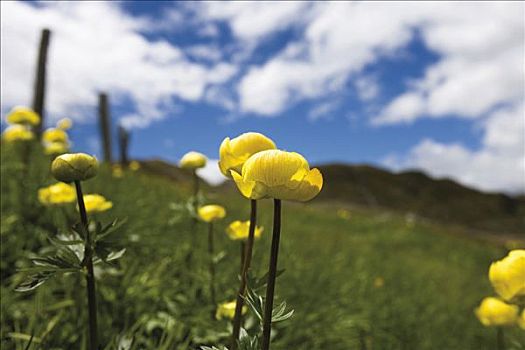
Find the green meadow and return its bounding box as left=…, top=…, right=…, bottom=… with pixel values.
left=1, top=144, right=524, bottom=349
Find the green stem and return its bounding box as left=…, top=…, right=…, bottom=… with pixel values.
left=74, top=181, right=98, bottom=350
left=231, top=200, right=257, bottom=349
left=208, top=222, right=216, bottom=307
left=497, top=327, right=505, bottom=350
left=261, top=199, right=282, bottom=350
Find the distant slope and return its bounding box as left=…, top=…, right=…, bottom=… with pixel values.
left=137, top=159, right=524, bottom=234
left=316, top=164, right=525, bottom=234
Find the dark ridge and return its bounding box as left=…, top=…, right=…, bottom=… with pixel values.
left=315, top=163, right=525, bottom=234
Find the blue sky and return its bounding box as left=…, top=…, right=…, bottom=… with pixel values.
left=1, top=1, right=523, bottom=192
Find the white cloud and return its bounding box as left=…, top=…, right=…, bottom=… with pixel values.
left=355, top=76, right=379, bottom=101
left=307, top=100, right=339, bottom=122
left=196, top=159, right=227, bottom=186
left=0, top=1, right=237, bottom=128
left=383, top=103, right=525, bottom=193
left=200, top=2, right=310, bottom=41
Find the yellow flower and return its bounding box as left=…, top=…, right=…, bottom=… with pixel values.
left=373, top=277, right=385, bottom=288
left=226, top=220, right=264, bottom=241
left=337, top=209, right=351, bottom=220
left=219, top=132, right=276, bottom=177
left=51, top=153, right=99, bottom=183
left=216, top=300, right=247, bottom=320
left=82, top=194, right=113, bottom=214
left=489, top=250, right=525, bottom=301
left=38, top=183, right=76, bottom=206
left=6, top=106, right=40, bottom=126
left=475, top=297, right=519, bottom=327
left=129, top=160, right=141, bottom=171
left=180, top=151, right=207, bottom=169
left=43, top=128, right=68, bottom=144
left=2, top=125, right=34, bottom=142
left=57, top=118, right=73, bottom=130
left=198, top=205, right=226, bottom=223
left=112, top=164, right=124, bottom=178
left=231, top=150, right=323, bottom=202
left=518, top=309, right=525, bottom=330
left=44, top=142, right=69, bottom=155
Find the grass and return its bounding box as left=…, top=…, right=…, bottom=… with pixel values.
left=1, top=142, right=524, bottom=349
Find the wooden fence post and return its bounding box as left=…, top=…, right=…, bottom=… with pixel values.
left=118, top=125, right=130, bottom=167
left=98, top=93, right=113, bottom=163
left=33, top=28, right=51, bottom=137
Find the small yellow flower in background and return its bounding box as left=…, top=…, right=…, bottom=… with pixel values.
left=219, top=132, right=276, bottom=177
left=489, top=250, right=525, bottom=301
left=2, top=125, right=34, bottom=142
left=518, top=309, right=525, bottom=330
left=57, top=117, right=73, bottom=130
left=44, top=142, right=69, bottom=155
left=475, top=297, right=518, bottom=327
left=226, top=220, right=263, bottom=241
left=82, top=194, right=113, bottom=214
left=43, top=128, right=68, bottom=144
left=51, top=153, right=99, bottom=183
left=180, top=151, right=207, bottom=169
left=374, top=277, right=385, bottom=288
left=337, top=209, right=351, bottom=220
left=6, top=106, right=40, bottom=126
left=129, top=160, right=141, bottom=171
left=112, top=164, right=124, bottom=178
left=38, top=183, right=76, bottom=206
left=216, top=300, right=247, bottom=320
left=198, top=204, right=226, bottom=223
left=231, top=149, right=323, bottom=202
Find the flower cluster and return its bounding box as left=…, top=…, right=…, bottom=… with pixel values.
left=43, top=118, right=73, bottom=156
left=475, top=250, right=525, bottom=329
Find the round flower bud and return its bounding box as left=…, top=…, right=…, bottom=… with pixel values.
left=57, top=118, right=73, bottom=130
left=180, top=151, right=207, bottom=169
left=216, top=300, right=247, bottom=320
left=43, top=128, right=68, bottom=144
left=51, top=153, right=98, bottom=183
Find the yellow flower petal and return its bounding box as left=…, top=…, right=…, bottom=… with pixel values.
left=57, top=118, right=73, bottom=130
left=38, top=183, right=76, bottom=206
left=198, top=205, right=226, bottom=222
left=489, top=250, right=525, bottom=301
left=475, top=297, right=518, bottom=327
left=2, top=125, right=34, bottom=142
left=6, top=106, right=40, bottom=126
left=232, top=149, right=323, bottom=202
left=216, top=300, right=247, bottom=320
left=226, top=220, right=263, bottom=240
left=219, top=132, right=276, bottom=177
left=82, top=194, right=113, bottom=214
left=43, top=128, right=68, bottom=144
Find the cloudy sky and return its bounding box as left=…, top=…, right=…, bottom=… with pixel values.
left=1, top=1, right=524, bottom=193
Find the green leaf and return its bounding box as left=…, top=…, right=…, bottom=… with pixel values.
left=15, top=272, right=55, bottom=292
left=96, top=218, right=127, bottom=241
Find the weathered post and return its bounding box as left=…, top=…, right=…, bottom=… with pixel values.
left=33, top=28, right=51, bottom=137
left=118, top=125, right=130, bottom=167
left=98, top=93, right=113, bottom=163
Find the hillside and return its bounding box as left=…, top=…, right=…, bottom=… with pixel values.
left=139, top=159, right=525, bottom=235
left=315, top=164, right=525, bottom=235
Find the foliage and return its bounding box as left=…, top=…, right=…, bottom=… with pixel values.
left=1, top=143, right=524, bottom=349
